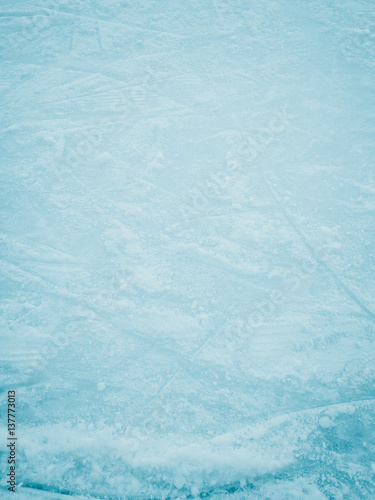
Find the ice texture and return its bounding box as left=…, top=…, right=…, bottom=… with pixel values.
left=1, top=0, right=375, bottom=498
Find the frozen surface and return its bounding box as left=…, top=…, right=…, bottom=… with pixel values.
left=1, top=0, right=375, bottom=498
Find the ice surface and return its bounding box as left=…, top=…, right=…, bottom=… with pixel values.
left=1, top=0, right=375, bottom=498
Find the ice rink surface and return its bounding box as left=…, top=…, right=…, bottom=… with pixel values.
left=1, top=0, right=375, bottom=498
